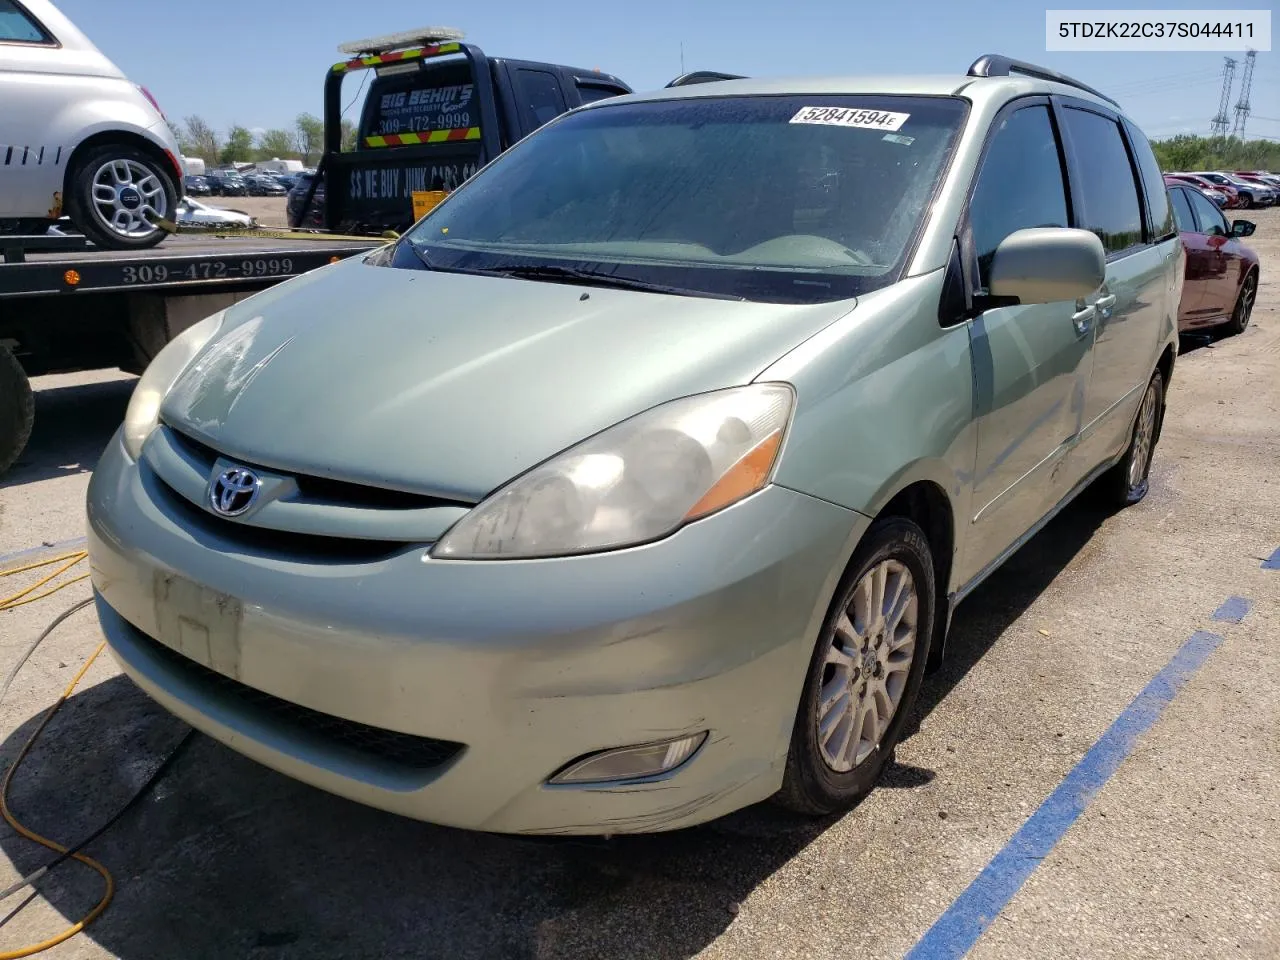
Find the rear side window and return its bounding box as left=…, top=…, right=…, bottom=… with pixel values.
left=1169, top=187, right=1195, bottom=232
left=360, top=61, right=478, bottom=142
left=1060, top=106, right=1144, bottom=255
left=1124, top=119, right=1175, bottom=242
left=576, top=83, right=627, bottom=105
left=0, top=0, right=47, bottom=42
left=969, top=104, right=1069, bottom=290
left=516, top=69, right=567, bottom=131
left=1186, top=188, right=1228, bottom=237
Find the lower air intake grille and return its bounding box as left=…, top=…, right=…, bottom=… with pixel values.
left=137, top=627, right=465, bottom=770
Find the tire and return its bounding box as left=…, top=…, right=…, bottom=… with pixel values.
left=1222, top=271, right=1257, bottom=336
left=774, top=517, right=935, bottom=816
left=1102, top=369, right=1164, bottom=508
left=66, top=144, right=177, bottom=251
left=0, top=344, right=34, bottom=476
left=1239, top=193, right=1254, bottom=210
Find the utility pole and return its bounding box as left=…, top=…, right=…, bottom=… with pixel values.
left=1231, top=49, right=1256, bottom=139
left=1210, top=56, right=1236, bottom=136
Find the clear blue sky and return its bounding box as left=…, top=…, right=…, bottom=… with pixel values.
left=54, top=0, right=1278, bottom=142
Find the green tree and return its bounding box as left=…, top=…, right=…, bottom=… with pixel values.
left=341, top=118, right=358, bottom=152
left=181, top=115, right=220, bottom=163
left=220, top=125, right=254, bottom=164
left=1149, top=134, right=1280, bottom=173
left=296, top=113, right=325, bottom=165
left=255, top=128, right=298, bottom=160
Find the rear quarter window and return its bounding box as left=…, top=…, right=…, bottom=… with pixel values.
left=1124, top=119, right=1176, bottom=242
left=0, top=0, right=49, bottom=43
left=361, top=62, right=478, bottom=141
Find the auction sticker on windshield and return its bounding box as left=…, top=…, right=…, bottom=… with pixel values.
left=789, top=107, right=910, bottom=131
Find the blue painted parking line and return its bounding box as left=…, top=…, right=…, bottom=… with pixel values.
left=0, top=536, right=88, bottom=569
left=1263, top=547, right=1280, bottom=570
left=1211, top=596, right=1254, bottom=623
left=904, top=629, right=1225, bottom=960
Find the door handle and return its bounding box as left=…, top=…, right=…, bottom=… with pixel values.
left=1072, top=304, right=1095, bottom=336
left=1095, top=294, right=1117, bottom=316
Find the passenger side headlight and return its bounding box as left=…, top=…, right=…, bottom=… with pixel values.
left=432, top=383, right=795, bottom=560
left=122, top=311, right=224, bottom=459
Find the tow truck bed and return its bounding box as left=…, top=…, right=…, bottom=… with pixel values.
left=0, top=233, right=380, bottom=298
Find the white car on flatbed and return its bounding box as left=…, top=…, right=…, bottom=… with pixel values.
left=0, top=0, right=184, bottom=250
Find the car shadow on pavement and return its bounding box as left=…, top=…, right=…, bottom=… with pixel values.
left=0, top=675, right=843, bottom=960
left=1, top=376, right=133, bottom=488
left=906, top=490, right=1113, bottom=739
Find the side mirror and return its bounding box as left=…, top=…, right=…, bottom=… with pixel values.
left=1231, top=220, right=1256, bottom=238
left=987, top=227, right=1106, bottom=306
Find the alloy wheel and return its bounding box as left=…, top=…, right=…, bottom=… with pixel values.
left=1128, top=379, right=1160, bottom=490
left=1236, top=275, right=1256, bottom=331
left=90, top=158, right=168, bottom=239
left=816, top=559, right=918, bottom=772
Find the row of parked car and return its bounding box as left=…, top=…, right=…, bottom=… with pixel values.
left=183, top=169, right=312, bottom=199
left=1163, top=170, right=1279, bottom=209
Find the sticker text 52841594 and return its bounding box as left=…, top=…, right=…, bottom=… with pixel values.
left=789, top=107, right=910, bottom=131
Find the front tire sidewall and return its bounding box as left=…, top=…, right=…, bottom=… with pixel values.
left=779, top=518, right=935, bottom=815
left=1225, top=274, right=1256, bottom=335
left=68, top=145, right=176, bottom=251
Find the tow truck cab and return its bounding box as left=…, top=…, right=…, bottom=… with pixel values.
left=293, top=29, right=632, bottom=234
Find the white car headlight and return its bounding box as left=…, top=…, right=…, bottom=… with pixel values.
left=432, top=383, right=795, bottom=560
left=122, top=311, right=224, bottom=459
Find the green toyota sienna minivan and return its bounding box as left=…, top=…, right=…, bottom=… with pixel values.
left=87, top=54, right=1183, bottom=835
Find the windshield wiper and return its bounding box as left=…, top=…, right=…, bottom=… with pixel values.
left=475, top=263, right=744, bottom=300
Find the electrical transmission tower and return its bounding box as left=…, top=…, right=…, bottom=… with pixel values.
left=1211, top=56, right=1236, bottom=135
left=1231, top=49, right=1257, bottom=138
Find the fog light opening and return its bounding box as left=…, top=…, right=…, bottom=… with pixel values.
left=548, top=732, right=708, bottom=785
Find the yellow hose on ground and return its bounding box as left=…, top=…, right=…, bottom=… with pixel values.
left=0, top=550, right=114, bottom=957
left=0, top=554, right=88, bottom=611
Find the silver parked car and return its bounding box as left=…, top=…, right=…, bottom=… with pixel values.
left=0, top=0, right=183, bottom=248
left=88, top=56, right=1183, bottom=835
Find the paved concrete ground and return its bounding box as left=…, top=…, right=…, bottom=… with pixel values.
left=0, top=210, right=1276, bottom=959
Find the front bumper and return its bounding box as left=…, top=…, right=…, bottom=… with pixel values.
left=88, top=430, right=865, bottom=834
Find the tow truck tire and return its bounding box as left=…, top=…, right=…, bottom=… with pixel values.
left=0, top=345, right=33, bottom=476
left=67, top=144, right=177, bottom=252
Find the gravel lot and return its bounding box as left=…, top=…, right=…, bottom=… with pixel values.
left=203, top=195, right=290, bottom=227
left=0, top=209, right=1276, bottom=959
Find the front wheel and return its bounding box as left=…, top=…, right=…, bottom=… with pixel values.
left=67, top=144, right=177, bottom=251
left=774, top=517, right=935, bottom=816
left=1222, top=272, right=1257, bottom=336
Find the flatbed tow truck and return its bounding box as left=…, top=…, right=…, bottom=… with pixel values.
left=0, top=25, right=643, bottom=475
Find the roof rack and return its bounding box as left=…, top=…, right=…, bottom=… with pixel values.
left=665, top=71, right=746, bottom=88
left=966, top=54, right=1120, bottom=108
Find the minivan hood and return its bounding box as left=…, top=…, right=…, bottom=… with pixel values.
left=160, top=256, right=856, bottom=501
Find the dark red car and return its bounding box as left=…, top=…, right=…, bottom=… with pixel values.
left=1167, top=181, right=1259, bottom=335
left=1167, top=173, right=1241, bottom=208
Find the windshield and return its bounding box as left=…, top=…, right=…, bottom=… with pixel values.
left=396, top=94, right=968, bottom=303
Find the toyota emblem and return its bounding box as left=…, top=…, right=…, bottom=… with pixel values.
left=209, top=466, right=261, bottom=517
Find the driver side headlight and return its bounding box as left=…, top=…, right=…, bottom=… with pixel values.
left=122, top=311, right=225, bottom=459
left=432, top=383, right=795, bottom=560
